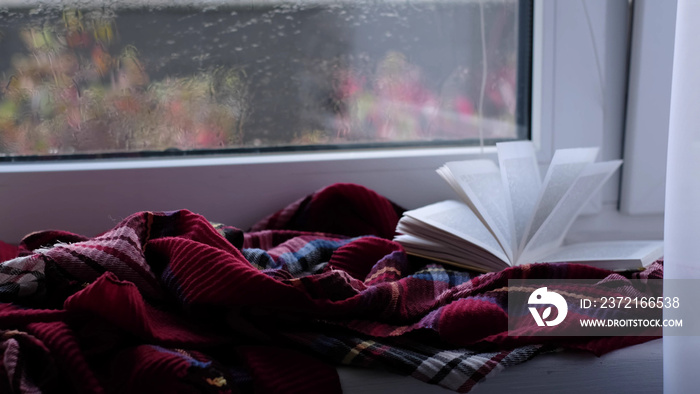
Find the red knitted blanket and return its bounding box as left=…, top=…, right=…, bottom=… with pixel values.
left=0, top=183, right=660, bottom=393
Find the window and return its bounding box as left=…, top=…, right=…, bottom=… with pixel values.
left=0, top=0, right=658, bottom=244
left=1, top=0, right=529, bottom=159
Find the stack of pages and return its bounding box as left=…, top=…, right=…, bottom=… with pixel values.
left=394, top=141, right=663, bottom=272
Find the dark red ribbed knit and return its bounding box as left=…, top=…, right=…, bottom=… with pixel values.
left=238, top=346, right=342, bottom=394
left=250, top=183, right=403, bottom=238
left=27, top=321, right=105, bottom=393
left=64, top=272, right=227, bottom=346
left=0, top=240, right=18, bottom=262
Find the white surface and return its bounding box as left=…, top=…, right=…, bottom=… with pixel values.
left=662, top=0, right=700, bottom=280
left=0, top=147, right=495, bottom=243
left=663, top=0, right=700, bottom=392
left=620, top=0, right=676, bottom=215
left=338, top=338, right=662, bottom=394
left=564, top=203, right=664, bottom=244
left=534, top=0, right=630, bottom=210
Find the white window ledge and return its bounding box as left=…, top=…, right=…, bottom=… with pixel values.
left=566, top=203, right=664, bottom=245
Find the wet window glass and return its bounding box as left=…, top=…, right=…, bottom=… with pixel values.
left=0, top=0, right=530, bottom=158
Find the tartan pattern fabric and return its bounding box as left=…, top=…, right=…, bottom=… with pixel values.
left=0, top=255, right=45, bottom=300
left=0, top=183, right=662, bottom=393
left=283, top=329, right=544, bottom=393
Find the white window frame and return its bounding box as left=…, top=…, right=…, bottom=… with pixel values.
left=619, top=0, right=676, bottom=215
left=0, top=0, right=655, bottom=243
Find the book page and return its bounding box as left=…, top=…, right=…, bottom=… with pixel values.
left=497, top=141, right=541, bottom=255
left=393, top=233, right=509, bottom=272
left=517, top=160, right=622, bottom=265
left=437, top=166, right=478, bottom=213
left=538, top=240, right=663, bottom=263
left=438, top=161, right=514, bottom=262
left=396, top=216, right=481, bottom=254
left=401, top=200, right=510, bottom=264
left=519, top=147, right=599, bottom=254
left=536, top=240, right=663, bottom=270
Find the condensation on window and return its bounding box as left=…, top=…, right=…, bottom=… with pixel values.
left=0, top=0, right=522, bottom=157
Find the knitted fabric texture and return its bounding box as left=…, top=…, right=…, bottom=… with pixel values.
left=0, top=183, right=661, bottom=393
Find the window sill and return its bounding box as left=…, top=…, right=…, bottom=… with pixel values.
left=566, top=203, right=664, bottom=244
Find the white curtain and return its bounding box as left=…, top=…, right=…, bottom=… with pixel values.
left=664, top=0, right=700, bottom=391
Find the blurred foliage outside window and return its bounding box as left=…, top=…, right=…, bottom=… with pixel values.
left=0, top=1, right=525, bottom=158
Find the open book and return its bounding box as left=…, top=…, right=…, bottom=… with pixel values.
left=394, top=141, right=663, bottom=272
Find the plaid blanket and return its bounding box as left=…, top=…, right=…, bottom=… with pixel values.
left=0, top=183, right=661, bottom=393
